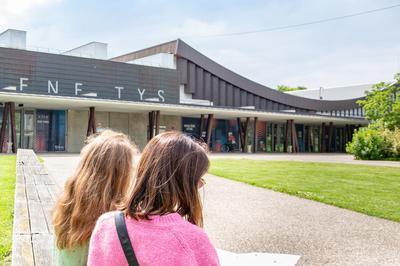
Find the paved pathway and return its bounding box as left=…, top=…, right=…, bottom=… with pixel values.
left=42, top=154, right=400, bottom=266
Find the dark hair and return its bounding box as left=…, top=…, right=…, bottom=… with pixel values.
left=122, top=131, right=209, bottom=227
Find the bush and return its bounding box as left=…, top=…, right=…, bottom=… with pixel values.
left=346, top=126, right=391, bottom=160
left=383, top=128, right=400, bottom=158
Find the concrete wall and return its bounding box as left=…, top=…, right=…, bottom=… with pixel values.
left=62, top=42, right=108, bottom=60
left=67, top=110, right=88, bottom=153
left=0, top=29, right=26, bottom=49
left=67, top=111, right=182, bottom=152
left=159, top=115, right=181, bottom=132
left=128, top=113, right=147, bottom=151
left=95, top=111, right=110, bottom=129
left=110, top=113, right=129, bottom=135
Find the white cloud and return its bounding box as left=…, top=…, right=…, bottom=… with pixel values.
left=172, top=19, right=226, bottom=38
left=0, top=0, right=61, bottom=25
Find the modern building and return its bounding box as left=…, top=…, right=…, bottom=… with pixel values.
left=0, top=29, right=367, bottom=154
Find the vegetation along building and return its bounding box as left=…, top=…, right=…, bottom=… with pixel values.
left=0, top=29, right=367, bottom=153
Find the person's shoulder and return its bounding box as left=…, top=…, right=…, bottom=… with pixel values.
left=177, top=221, right=219, bottom=265
left=178, top=220, right=213, bottom=246
left=97, top=211, right=119, bottom=223
left=93, top=211, right=120, bottom=231
left=180, top=220, right=206, bottom=234
left=90, top=211, right=120, bottom=245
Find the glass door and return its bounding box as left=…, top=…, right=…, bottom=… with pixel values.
left=22, top=110, right=35, bottom=149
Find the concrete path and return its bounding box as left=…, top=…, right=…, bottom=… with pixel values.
left=42, top=154, right=400, bottom=266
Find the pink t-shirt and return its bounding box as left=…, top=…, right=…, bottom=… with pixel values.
left=88, top=211, right=219, bottom=266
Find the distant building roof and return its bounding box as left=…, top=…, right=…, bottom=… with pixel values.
left=287, top=84, right=374, bottom=100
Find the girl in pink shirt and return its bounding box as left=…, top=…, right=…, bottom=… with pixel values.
left=88, top=132, right=219, bottom=266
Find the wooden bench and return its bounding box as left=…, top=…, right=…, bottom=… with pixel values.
left=12, top=149, right=61, bottom=266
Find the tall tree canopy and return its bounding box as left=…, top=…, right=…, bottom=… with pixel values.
left=358, top=73, right=400, bottom=130
left=276, top=85, right=307, bottom=92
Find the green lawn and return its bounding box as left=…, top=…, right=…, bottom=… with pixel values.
left=210, top=159, right=400, bottom=222
left=0, top=155, right=16, bottom=262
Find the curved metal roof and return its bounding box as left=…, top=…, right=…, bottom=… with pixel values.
left=111, top=39, right=363, bottom=111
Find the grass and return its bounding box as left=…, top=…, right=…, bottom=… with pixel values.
left=0, top=155, right=16, bottom=263
left=210, top=159, right=400, bottom=222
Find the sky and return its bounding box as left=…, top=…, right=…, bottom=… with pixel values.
left=1, top=0, right=399, bottom=90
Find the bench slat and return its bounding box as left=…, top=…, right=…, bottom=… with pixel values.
left=28, top=200, right=49, bottom=234
left=32, top=234, right=54, bottom=265
left=11, top=235, right=34, bottom=266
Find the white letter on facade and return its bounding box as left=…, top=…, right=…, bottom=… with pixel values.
left=48, top=80, right=59, bottom=94
left=138, top=88, right=146, bottom=100
left=20, top=77, right=28, bottom=91
left=115, top=86, right=124, bottom=99
left=158, top=90, right=165, bottom=102
left=75, top=83, right=82, bottom=95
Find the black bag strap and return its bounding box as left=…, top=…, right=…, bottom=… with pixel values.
left=114, top=211, right=139, bottom=266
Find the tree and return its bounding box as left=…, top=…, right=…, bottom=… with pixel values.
left=357, top=73, right=400, bottom=130
left=276, top=85, right=307, bottom=92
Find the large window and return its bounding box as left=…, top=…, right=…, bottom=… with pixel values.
left=256, top=121, right=267, bottom=152
left=266, top=123, right=285, bottom=152
left=182, top=117, right=240, bottom=152
left=36, top=110, right=66, bottom=152
left=182, top=117, right=201, bottom=138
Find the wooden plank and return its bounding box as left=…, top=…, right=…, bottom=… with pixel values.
left=42, top=202, right=54, bottom=234
left=12, top=199, right=30, bottom=235
left=33, top=172, right=45, bottom=185
left=25, top=183, right=39, bottom=202
left=31, top=164, right=40, bottom=176
left=28, top=201, right=49, bottom=234
left=23, top=166, right=35, bottom=185
left=32, top=233, right=53, bottom=265
left=12, top=234, right=34, bottom=266
left=14, top=185, right=26, bottom=200
left=48, top=184, right=62, bottom=202
left=41, top=174, right=56, bottom=185
left=15, top=171, right=25, bottom=185
left=39, top=164, right=48, bottom=175
left=36, top=185, right=53, bottom=203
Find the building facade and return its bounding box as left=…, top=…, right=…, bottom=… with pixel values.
left=0, top=30, right=367, bottom=153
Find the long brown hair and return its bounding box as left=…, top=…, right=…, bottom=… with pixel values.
left=122, top=131, right=209, bottom=227
left=53, top=130, right=137, bottom=249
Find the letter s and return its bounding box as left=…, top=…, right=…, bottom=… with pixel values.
left=158, top=90, right=165, bottom=102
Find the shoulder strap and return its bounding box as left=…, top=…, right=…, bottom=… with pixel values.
left=114, top=211, right=140, bottom=266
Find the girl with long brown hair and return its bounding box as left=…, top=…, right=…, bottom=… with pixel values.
left=53, top=130, right=137, bottom=265
left=88, top=131, right=219, bottom=265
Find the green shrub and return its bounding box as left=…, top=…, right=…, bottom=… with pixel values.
left=383, top=128, right=400, bottom=158
left=346, top=126, right=391, bottom=160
